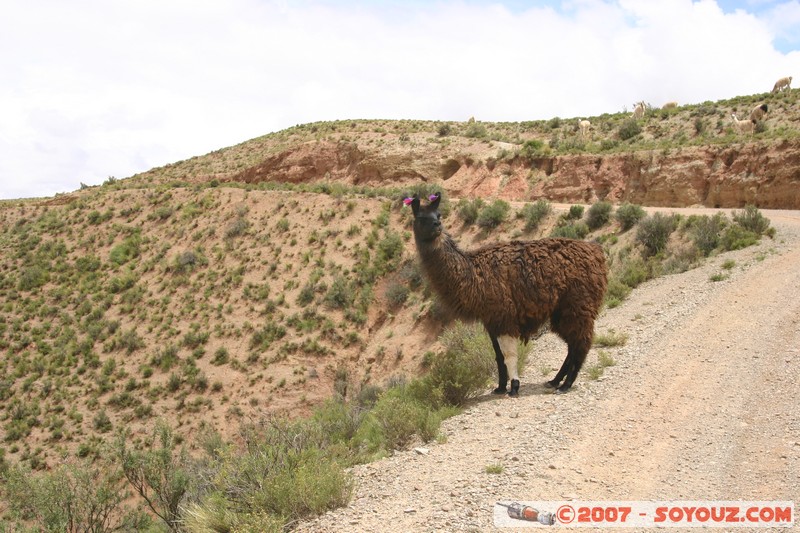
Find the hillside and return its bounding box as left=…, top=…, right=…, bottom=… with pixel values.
left=296, top=206, right=800, bottom=532
left=0, top=89, right=797, bottom=528
left=119, top=88, right=800, bottom=209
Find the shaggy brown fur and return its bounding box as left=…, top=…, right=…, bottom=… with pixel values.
left=410, top=193, right=608, bottom=395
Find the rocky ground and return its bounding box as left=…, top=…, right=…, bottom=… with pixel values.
left=295, top=207, right=800, bottom=532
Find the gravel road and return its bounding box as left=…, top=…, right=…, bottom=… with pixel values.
left=296, top=208, right=800, bottom=532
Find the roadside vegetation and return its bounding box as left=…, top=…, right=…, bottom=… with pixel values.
left=0, top=87, right=785, bottom=528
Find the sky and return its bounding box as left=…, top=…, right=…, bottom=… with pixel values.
left=1, top=0, right=799, bottom=200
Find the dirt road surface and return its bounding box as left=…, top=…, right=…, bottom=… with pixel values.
left=296, top=208, right=800, bottom=532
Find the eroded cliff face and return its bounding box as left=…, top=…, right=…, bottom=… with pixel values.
left=231, top=138, right=800, bottom=208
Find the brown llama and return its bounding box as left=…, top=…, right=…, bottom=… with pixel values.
left=409, top=193, right=608, bottom=395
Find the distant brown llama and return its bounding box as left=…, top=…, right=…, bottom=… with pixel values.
left=409, top=193, right=608, bottom=395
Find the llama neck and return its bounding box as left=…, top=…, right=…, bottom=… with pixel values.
left=416, top=233, right=480, bottom=317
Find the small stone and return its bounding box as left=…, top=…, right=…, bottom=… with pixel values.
left=404, top=508, right=416, bottom=514
left=414, top=447, right=429, bottom=455
left=548, top=464, right=557, bottom=469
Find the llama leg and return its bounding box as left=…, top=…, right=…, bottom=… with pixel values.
left=546, top=348, right=572, bottom=389
left=498, top=335, right=520, bottom=397
left=490, top=335, right=508, bottom=394
left=557, top=335, right=592, bottom=393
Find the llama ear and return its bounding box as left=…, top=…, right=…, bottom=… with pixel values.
left=429, top=192, right=441, bottom=210
left=410, top=194, right=421, bottom=216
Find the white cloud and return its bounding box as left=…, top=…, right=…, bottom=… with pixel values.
left=1, top=0, right=799, bottom=199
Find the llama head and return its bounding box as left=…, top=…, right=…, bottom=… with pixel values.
left=409, top=192, right=442, bottom=243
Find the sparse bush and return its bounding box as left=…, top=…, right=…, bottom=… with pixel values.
left=456, top=198, right=485, bottom=225
left=422, top=321, right=512, bottom=407
left=519, top=139, right=549, bottom=159
left=117, top=422, right=190, bottom=531
left=593, top=329, right=629, bottom=347
left=4, top=460, right=149, bottom=532
left=464, top=121, right=487, bottom=138
left=519, top=199, right=552, bottom=232
left=224, top=217, right=249, bottom=239
left=586, top=201, right=613, bottom=230
left=567, top=204, right=584, bottom=220
left=385, top=280, right=410, bottom=309
left=17, top=265, right=49, bottom=291
left=604, top=277, right=632, bottom=308
left=250, top=321, right=287, bottom=352
left=211, top=347, right=229, bottom=366
left=550, top=222, right=589, bottom=239
left=368, top=391, right=441, bottom=449
left=109, top=235, right=141, bottom=265
left=375, top=230, right=404, bottom=273
left=615, top=202, right=646, bottom=231
left=720, top=225, right=759, bottom=251
left=172, top=249, right=207, bottom=274
left=688, top=213, right=727, bottom=256
left=636, top=213, right=676, bottom=256
left=93, top=410, right=112, bottom=433
left=324, top=276, right=354, bottom=309
left=732, top=205, right=771, bottom=235
left=477, top=199, right=510, bottom=230
left=618, top=118, right=642, bottom=140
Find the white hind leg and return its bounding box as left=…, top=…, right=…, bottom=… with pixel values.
left=498, top=335, right=520, bottom=396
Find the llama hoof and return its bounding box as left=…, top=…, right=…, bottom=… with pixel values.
left=492, top=386, right=508, bottom=394
left=508, top=379, right=520, bottom=397
left=545, top=379, right=559, bottom=389
left=555, top=384, right=572, bottom=394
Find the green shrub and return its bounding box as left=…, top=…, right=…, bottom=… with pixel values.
left=75, top=255, right=101, bottom=273
left=618, top=118, right=642, bottom=140
left=604, top=277, right=632, bottom=307
left=17, top=265, right=49, bottom=291
left=477, top=199, right=510, bottom=230
left=615, top=203, right=646, bottom=231
left=586, top=201, right=613, bottom=230
left=720, top=225, right=759, bottom=251
left=117, top=422, right=190, bottom=531
left=375, top=230, right=404, bottom=273
left=688, top=213, right=726, bottom=256
left=464, top=121, right=487, bottom=138
left=567, top=204, right=584, bottom=220
left=324, top=276, right=354, bottom=309
left=550, top=222, right=589, bottom=239
left=457, top=198, right=485, bottom=225
left=617, top=256, right=658, bottom=288
left=636, top=213, right=676, bottom=256
left=593, top=329, right=629, bottom=347
left=423, top=321, right=504, bottom=406
left=109, top=235, right=141, bottom=265
left=519, top=139, right=549, bottom=159
left=192, top=417, right=353, bottom=528
left=385, top=280, right=410, bottom=309
left=172, top=249, right=207, bottom=274
left=93, top=410, right=112, bottom=433
left=224, top=216, right=249, bottom=239
left=250, top=321, right=287, bottom=352
left=732, top=205, right=771, bottom=235
left=369, top=391, right=441, bottom=449
left=211, top=347, right=230, bottom=366
left=4, top=461, right=149, bottom=532
left=519, top=199, right=552, bottom=231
